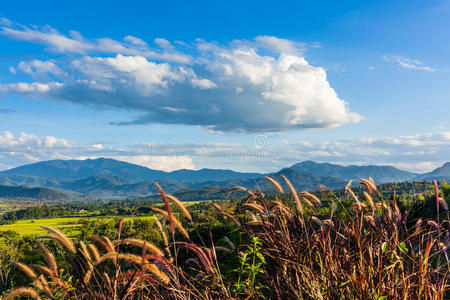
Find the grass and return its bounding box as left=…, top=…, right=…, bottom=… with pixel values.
left=0, top=215, right=155, bottom=236
left=3, top=179, right=449, bottom=299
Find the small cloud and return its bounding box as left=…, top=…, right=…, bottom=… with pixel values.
left=0, top=17, right=12, bottom=26
left=0, top=131, right=71, bottom=150
left=368, top=66, right=375, bottom=71
left=190, top=78, right=217, bottom=89
left=9, top=66, right=16, bottom=74
left=383, top=55, right=435, bottom=72
left=18, top=60, right=65, bottom=76
left=255, top=35, right=304, bottom=54
left=0, top=82, right=63, bottom=94
left=160, top=106, right=187, bottom=112
left=154, top=38, right=173, bottom=49
left=91, top=143, right=103, bottom=150
left=124, top=35, right=147, bottom=46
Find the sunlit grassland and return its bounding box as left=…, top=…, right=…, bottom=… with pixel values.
left=0, top=215, right=155, bottom=236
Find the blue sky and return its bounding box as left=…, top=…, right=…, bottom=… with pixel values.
left=0, top=0, right=449, bottom=173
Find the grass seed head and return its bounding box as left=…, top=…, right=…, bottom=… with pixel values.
left=39, top=226, right=76, bottom=253
left=166, top=193, right=192, bottom=221
left=114, top=238, right=164, bottom=257
left=264, top=176, right=284, bottom=194
left=35, top=240, right=57, bottom=274
left=4, top=287, right=41, bottom=300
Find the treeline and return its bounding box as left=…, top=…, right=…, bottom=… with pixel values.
left=0, top=201, right=155, bottom=223
left=2, top=181, right=448, bottom=223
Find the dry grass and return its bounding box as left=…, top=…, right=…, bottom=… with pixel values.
left=3, top=287, right=41, bottom=300
left=5, top=177, right=449, bottom=299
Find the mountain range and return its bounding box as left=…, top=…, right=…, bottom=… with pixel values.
left=290, top=161, right=418, bottom=183
left=0, top=158, right=448, bottom=201
left=1, top=158, right=261, bottom=183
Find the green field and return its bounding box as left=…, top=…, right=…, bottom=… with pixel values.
left=0, top=215, right=154, bottom=236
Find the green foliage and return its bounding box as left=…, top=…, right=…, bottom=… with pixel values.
left=233, top=236, right=268, bottom=298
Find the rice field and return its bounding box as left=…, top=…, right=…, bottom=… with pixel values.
left=0, top=215, right=154, bottom=236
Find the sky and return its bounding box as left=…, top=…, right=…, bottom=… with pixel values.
left=0, top=0, right=449, bottom=173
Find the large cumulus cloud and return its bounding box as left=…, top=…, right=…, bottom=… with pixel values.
left=0, top=20, right=362, bottom=133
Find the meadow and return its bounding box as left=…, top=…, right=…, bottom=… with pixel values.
left=0, top=215, right=155, bottom=236
left=0, top=200, right=210, bottom=236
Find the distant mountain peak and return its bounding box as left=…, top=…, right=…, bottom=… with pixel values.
left=417, top=162, right=450, bottom=181
left=291, top=160, right=416, bottom=183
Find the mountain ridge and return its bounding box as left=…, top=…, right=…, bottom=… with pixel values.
left=417, top=162, right=450, bottom=181
left=0, top=185, right=80, bottom=202
left=1, top=158, right=448, bottom=200
left=1, top=158, right=262, bottom=183
left=290, top=160, right=418, bottom=183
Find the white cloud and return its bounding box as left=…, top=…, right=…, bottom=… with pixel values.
left=124, top=35, right=147, bottom=46
left=123, top=155, right=195, bottom=171
left=70, top=54, right=186, bottom=94
left=383, top=55, right=435, bottom=72
left=154, top=38, right=173, bottom=49
left=77, top=155, right=195, bottom=172
left=0, top=131, right=71, bottom=149
left=0, top=131, right=73, bottom=168
left=291, top=131, right=450, bottom=172
left=1, top=24, right=191, bottom=64
left=9, top=66, right=16, bottom=74
left=0, top=131, right=198, bottom=172
left=0, top=19, right=362, bottom=133
left=254, top=36, right=304, bottom=54
left=389, top=162, right=439, bottom=173
left=2, top=26, right=91, bottom=53
left=91, top=144, right=104, bottom=150
left=0, top=82, right=62, bottom=94
left=0, top=131, right=196, bottom=172
left=190, top=78, right=217, bottom=89
left=18, top=60, right=65, bottom=76
left=0, top=17, right=12, bottom=26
